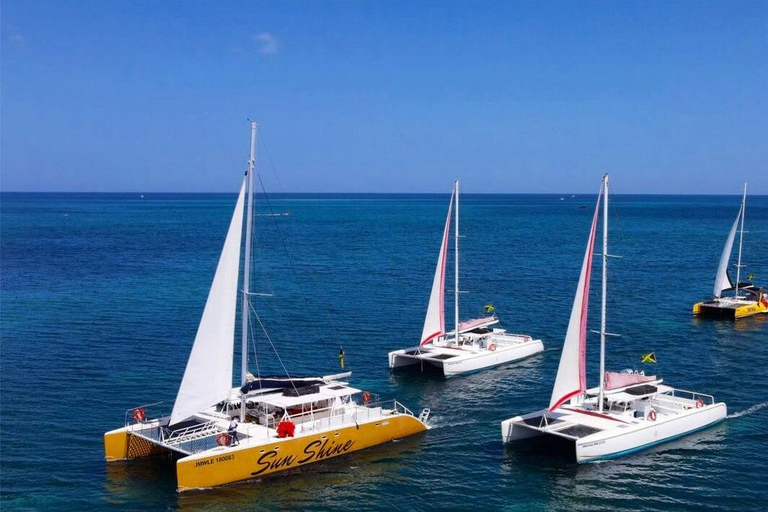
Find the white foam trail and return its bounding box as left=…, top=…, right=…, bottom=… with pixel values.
left=728, top=402, right=768, bottom=419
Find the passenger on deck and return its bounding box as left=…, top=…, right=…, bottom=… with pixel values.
left=228, top=417, right=240, bottom=446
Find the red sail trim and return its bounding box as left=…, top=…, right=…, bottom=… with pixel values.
left=420, top=189, right=454, bottom=346
left=578, top=193, right=601, bottom=390
left=547, top=183, right=603, bottom=412
left=421, top=331, right=443, bottom=345
left=549, top=389, right=583, bottom=412
left=437, top=194, right=451, bottom=338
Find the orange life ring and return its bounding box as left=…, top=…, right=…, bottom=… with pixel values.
left=695, top=399, right=704, bottom=409
left=489, top=343, right=496, bottom=351
left=132, top=408, right=146, bottom=422
left=362, top=391, right=371, bottom=405
left=216, top=433, right=230, bottom=446
left=648, top=409, right=657, bottom=421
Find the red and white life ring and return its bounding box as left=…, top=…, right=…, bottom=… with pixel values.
left=488, top=343, right=496, bottom=352
left=648, top=409, right=657, bottom=422
left=695, top=399, right=704, bottom=409
left=132, top=408, right=146, bottom=422
left=362, top=391, right=371, bottom=405
left=216, top=433, right=230, bottom=446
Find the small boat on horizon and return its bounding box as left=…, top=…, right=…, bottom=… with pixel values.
left=388, top=180, right=544, bottom=377
left=501, top=174, right=726, bottom=463
left=693, top=183, right=768, bottom=320
left=104, top=122, right=430, bottom=491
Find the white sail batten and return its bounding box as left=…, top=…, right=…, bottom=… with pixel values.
left=549, top=184, right=602, bottom=412
left=170, top=180, right=247, bottom=425
left=421, top=186, right=455, bottom=345
left=713, top=205, right=741, bottom=298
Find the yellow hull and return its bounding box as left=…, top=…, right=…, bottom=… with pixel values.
left=104, top=427, right=165, bottom=461
left=175, top=414, right=427, bottom=491
left=693, top=300, right=768, bottom=319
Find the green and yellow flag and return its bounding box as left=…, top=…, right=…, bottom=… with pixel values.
left=339, top=347, right=345, bottom=369
left=484, top=304, right=495, bottom=314
left=641, top=352, right=657, bottom=364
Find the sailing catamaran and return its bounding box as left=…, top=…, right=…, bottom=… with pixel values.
left=501, top=174, right=726, bottom=463
left=388, top=181, right=543, bottom=377
left=693, top=184, right=768, bottom=320
left=104, top=123, right=430, bottom=491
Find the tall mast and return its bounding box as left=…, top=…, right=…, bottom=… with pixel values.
left=454, top=180, right=460, bottom=345
left=598, top=174, right=608, bottom=412
left=240, top=122, right=258, bottom=420
left=735, top=183, right=747, bottom=298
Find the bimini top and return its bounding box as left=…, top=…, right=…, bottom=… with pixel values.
left=240, top=376, right=326, bottom=395
left=255, top=383, right=361, bottom=409
left=455, top=316, right=499, bottom=334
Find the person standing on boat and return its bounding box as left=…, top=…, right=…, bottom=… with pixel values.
left=228, top=417, right=240, bottom=446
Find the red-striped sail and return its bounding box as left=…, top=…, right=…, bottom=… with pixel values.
left=548, top=183, right=602, bottom=411
left=420, top=186, right=455, bottom=345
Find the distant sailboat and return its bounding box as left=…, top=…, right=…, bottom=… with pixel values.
left=105, top=122, right=430, bottom=491
left=501, top=174, right=726, bottom=463
left=693, top=184, right=768, bottom=319
left=388, top=181, right=544, bottom=377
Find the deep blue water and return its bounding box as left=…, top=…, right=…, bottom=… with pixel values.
left=1, top=192, right=767, bottom=511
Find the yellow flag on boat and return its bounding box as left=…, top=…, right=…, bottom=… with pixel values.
left=484, top=304, right=495, bottom=314
left=339, top=347, right=345, bottom=369
left=641, top=352, right=657, bottom=364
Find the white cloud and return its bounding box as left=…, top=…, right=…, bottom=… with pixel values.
left=9, top=33, right=26, bottom=48
left=253, top=32, right=278, bottom=55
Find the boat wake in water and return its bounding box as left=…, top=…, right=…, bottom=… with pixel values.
left=727, top=402, right=768, bottom=419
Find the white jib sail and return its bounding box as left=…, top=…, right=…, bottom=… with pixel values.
left=170, top=180, right=246, bottom=425
left=549, top=184, right=602, bottom=412
left=420, top=186, right=455, bottom=345
left=713, top=204, right=742, bottom=298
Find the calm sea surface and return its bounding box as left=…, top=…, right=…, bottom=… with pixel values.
left=1, top=192, right=767, bottom=511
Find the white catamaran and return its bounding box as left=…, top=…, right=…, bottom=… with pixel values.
left=105, top=123, right=430, bottom=491
left=388, top=181, right=544, bottom=377
left=501, top=174, right=726, bottom=462
left=693, top=183, right=768, bottom=319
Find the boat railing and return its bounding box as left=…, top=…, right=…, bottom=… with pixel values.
left=656, top=389, right=716, bottom=407
left=164, top=420, right=221, bottom=445
left=392, top=400, right=415, bottom=417
left=124, top=401, right=168, bottom=427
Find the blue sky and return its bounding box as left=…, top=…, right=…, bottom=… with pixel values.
left=2, top=1, right=766, bottom=194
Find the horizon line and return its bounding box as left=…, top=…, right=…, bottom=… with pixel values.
left=1, top=190, right=766, bottom=197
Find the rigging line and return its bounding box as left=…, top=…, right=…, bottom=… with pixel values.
left=255, top=133, right=338, bottom=337
left=247, top=306, right=263, bottom=390
left=255, top=172, right=337, bottom=344
left=258, top=131, right=285, bottom=192
left=249, top=300, right=300, bottom=395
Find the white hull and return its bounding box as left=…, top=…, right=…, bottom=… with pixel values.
left=575, top=403, right=726, bottom=462
left=501, top=385, right=727, bottom=462
left=389, top=336, right=543, bottom=377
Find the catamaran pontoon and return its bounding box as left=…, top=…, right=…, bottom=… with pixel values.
left=388, top=181, right=543, bottom=377
left=693, top=184, right=768, bottom=320
left=104, top=123, right=430, bottom=491
left=501, top=174, right=726, bottom=463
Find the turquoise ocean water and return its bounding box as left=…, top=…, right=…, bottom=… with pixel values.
left=1, top=191, right=767, bottom=511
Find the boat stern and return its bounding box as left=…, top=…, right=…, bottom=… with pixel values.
left=104, top=425, right=166, bottom=461
left=501, top=411, right=548, bottom=444
left=692, top=302, right=702, bottom=315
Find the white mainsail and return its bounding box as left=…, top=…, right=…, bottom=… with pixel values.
left=170, top=180, right=246, bottom=425
left=713, top=205, right=742, bottom=298
left=549, top=184, right=602, bottom=412
left=420, top=186, right=455, bottom=345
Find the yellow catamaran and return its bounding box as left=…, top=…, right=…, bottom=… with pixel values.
left=693, top=184, right=768, bottom=320
left=104, top=123, right=430, bottom=491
